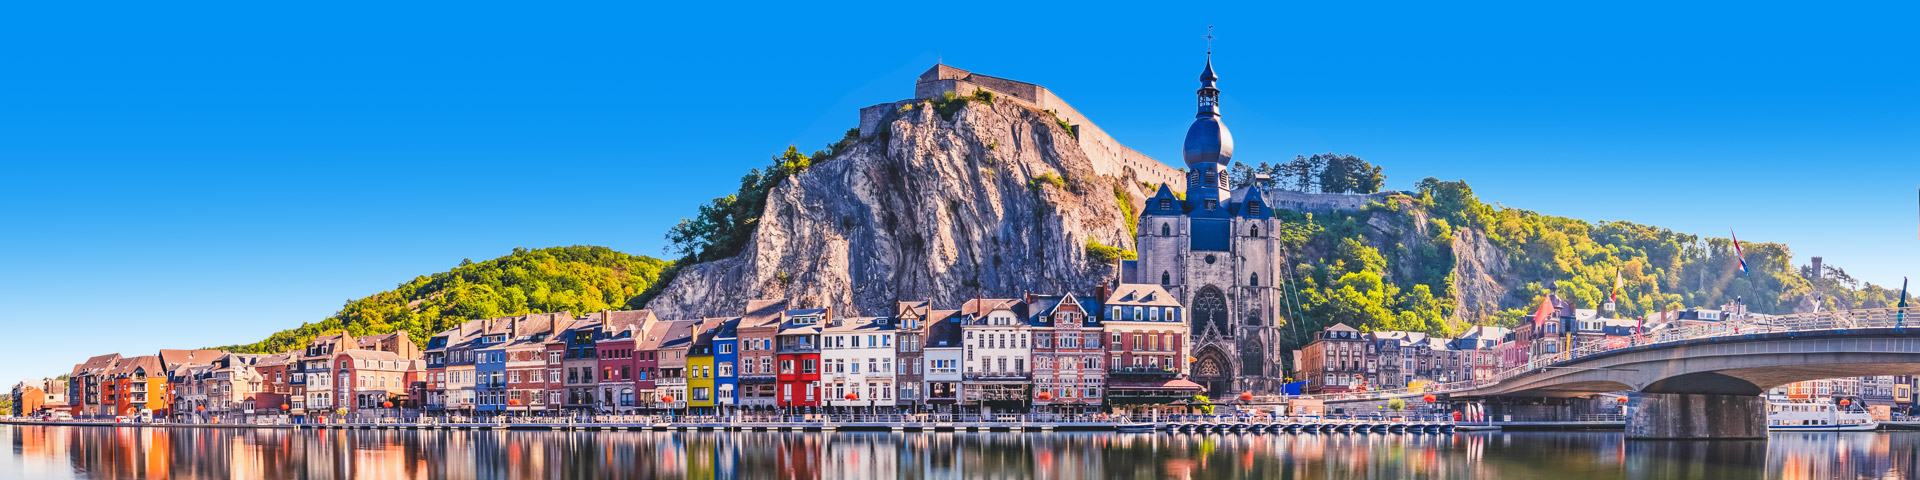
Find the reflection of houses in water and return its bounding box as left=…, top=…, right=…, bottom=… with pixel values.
left=9, top=426, right=1920, bottom=479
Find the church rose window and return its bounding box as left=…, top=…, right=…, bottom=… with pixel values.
left=1197, top=356, right=1222, bottom=377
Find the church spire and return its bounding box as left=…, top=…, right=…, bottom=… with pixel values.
left=1197, top=26, right=1220, bottom=117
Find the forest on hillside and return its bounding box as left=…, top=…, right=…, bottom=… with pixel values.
left=214, top=246, right=670, bottom=353
left=1263, top=171, right=1911, bottom=356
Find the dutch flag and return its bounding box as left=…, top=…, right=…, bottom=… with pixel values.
left=1730, top=229, right=1748, bottom=276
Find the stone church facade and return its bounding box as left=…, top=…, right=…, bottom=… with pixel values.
left=1121, top=56, right=1288, bottom=397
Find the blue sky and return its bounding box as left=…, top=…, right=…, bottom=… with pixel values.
left=3, top=1, right=1915, bottom=384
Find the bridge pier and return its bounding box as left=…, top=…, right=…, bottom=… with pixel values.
left=1624, top=393, right=1765, bottom=440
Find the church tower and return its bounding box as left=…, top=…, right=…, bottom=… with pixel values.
left=1125, top=54, right=1288, bottom=397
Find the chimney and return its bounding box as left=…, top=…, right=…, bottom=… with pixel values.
left=1025, top=292, right=1038, bottom=305
left=1095, top=284, right=1111, bottom=303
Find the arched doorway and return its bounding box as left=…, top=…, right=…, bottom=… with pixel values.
left=1193, top=347, right=1233, bottom=398
left=1192, top=286, right=1229, bottom=337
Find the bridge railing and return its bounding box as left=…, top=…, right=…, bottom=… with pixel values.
left=1309, top=307, right=1919, bottom=402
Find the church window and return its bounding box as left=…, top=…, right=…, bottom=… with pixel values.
left=1250, top=225, right=1259, bottom=237
left=1249, top=273, right=1258, bottom=286
left=1161, top=271, right=1170, bottom=285
left=1161, top=223, right=1170, bottom=236
left=1193, top=286, right=1229, bottom=337
left=1204, top=255, right=1216, bottom=265
left=1204, top=200, right=1218, bottom=210
left=1242, top=340, right=1265, bottom=377
left=1204, top=171, right=1215, bottom=186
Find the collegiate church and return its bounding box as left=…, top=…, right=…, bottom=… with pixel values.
left=1121, top=56, right=1290, bottom=396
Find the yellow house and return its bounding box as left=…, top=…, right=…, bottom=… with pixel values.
left=686, top=318, right=725, bottom=413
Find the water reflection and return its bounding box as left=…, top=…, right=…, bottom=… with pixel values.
left=4, top=425, right=1916, bottom=479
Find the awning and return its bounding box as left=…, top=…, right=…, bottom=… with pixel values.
left=1109, top=379, right=1205, bottom=392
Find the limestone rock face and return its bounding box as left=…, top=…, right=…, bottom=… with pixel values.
left=1449, top=227, right=1511, bottom=322
left=645, top=98, right=1145, bottom=318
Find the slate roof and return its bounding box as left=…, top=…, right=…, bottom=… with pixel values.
left=158, top=349, right=229, bottom=373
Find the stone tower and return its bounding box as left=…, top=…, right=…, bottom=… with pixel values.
left=1121, top=56, right=1289, bottom=397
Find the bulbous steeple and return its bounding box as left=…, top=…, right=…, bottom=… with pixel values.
left=1182, top=55, right=1234, bottom=167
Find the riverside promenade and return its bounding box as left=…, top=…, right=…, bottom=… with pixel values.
left=5, top=413, right=1466, bottom=433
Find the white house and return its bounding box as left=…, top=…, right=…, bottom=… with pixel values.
left=822, top=317, right=898, bottom=409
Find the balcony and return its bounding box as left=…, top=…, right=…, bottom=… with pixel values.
left=1108, top=366, right=1178, bottom=379
left=964, top=372, right=1030, bottom=381
left=657, top=378, right=687, bottom=387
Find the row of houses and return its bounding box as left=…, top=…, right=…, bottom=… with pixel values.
left=1294, top=292, right=1748, bottom=395
left=43, top=283, right=1203, bottom=419
left=415, top=283, right=1200, bottom=415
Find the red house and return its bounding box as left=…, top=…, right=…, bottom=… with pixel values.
left=775, top=308, right=827, bottom=408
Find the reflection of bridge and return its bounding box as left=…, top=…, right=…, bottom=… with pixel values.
left=1322, top=307, right=1920, bottom=439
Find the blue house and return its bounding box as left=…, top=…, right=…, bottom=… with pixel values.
left=713, top=317, right=741, bottom=413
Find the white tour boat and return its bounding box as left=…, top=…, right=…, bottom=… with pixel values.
left=1767, top=401, right=1877, bottom=432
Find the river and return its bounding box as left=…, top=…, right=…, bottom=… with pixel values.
left=2, top=424, right=1915, bottom=479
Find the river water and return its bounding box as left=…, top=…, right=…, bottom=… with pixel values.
left=2, top=424, right=1915, bottom=479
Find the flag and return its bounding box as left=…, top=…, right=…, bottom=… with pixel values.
left=1730, top=229, right=1749, bottom=276
left=1899, top=277, right=1909, bottom=327
left=1611, top=268, right=1623, bottom=304
left=1532, top=294, right=1556, bottom=329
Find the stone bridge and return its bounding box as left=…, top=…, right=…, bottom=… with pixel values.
left=1320, top=307, right=1920, bottom=439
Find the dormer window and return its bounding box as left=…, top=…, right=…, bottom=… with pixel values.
left=1158, top=199, right=1171, bottom=210
left=1249, top=202, right=1262, bottom=216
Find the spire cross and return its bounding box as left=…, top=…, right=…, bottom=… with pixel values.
left=1205, top=25, right=1215, bottom=54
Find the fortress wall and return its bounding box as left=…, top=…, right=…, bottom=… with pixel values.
left=1262, top=190, right=1404, bottom=213
left=901, top=67, right=1188, bottom=192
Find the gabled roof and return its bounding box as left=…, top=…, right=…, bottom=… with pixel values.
left=896, top=300, right=932, bottom=319
left=76, top=354, right=122, bottom=377
left=958, top=298, right=1020, bottom=317
left=636, top=320, right=679, bottom=350
left=826, top=317, right=896, bottom=333
left=713, top=317, right=741, bottom=339
left=337, top=349, right=409, bottom=364
left=924, top=310, right=964, bottom=348
left=603, top=310, right=657, bottom=337
left=1143, top=183, right=1181, bottom=216
left=742, top=299, right=789, bottom=328
left=1326, top=323, right=1359, bottom=332
left=107, top=356, right=161, bottom=377
left=656, top=319, right=706, bottom=350
left=158, top=349, right=229, bottom=373
left=1105, top=284, right=1181, bottom=307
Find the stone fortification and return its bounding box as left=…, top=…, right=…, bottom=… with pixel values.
left=1262, top=189, right=1406, bottom=213
left=860, top=65, right=1186, bottom=192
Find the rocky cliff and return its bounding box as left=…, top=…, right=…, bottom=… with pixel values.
left=645, top=96, right=1151, bottom=318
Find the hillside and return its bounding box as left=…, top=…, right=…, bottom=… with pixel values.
left=1265, top=178, right=1910, bottom=352
left=215, top=246, right=670, bottom=353
left=639, top=85, right=1909, bottom=356
left=641, top=90, right=1145, bottom=319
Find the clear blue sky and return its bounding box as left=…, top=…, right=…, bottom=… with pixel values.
left=3, top=1, right=1915, bottom=384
